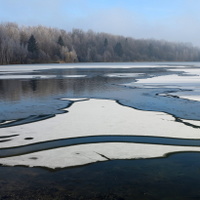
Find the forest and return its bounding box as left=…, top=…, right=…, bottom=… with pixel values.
left=1, top=22, right=200, bottom=65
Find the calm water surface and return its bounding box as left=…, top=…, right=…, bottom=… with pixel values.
left=1, top=153, right=200, bottom=200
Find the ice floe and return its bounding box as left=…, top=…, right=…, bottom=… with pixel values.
left=131, top=74, right=200, bottom=87
left=2, top=99, right=200, bottom=148
left=1, top=143, right=200, bottom=169
left=1, top=99, right=200, bottom=169
left=0, top=74, right=87, bottom=79
left=104, top=73, right=144, bottom=78
left=0, top=75, right=56, bottom=79
left=124, top=72, right=200, bottom=101
left=0, top=62, right=186, bottom=74
left=63, top=75, right=87, bottom=78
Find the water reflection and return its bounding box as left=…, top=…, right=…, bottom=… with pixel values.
left=0, top=77, right=112, bottom=101
left=1, top=66, right=200, bottom=122
left=0, top=67, right=162, bottom=102
left=0, top=68, right=141, bottom=122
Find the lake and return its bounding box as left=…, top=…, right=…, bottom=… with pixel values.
left=0, top=62, right=200, bottom=199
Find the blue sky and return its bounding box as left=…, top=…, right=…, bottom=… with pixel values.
left=1, top=0, right=200, bottom=46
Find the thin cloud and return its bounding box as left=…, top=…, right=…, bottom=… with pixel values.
left=1, top=0, right=200, bottom=46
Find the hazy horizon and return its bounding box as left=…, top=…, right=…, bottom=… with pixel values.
left=1, top=0, right=200, bottom=47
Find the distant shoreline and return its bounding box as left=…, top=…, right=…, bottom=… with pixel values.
left=1, top=22, right=200, bottom=65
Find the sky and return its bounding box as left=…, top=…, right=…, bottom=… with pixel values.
left=1, top=0, right=200, bottom=46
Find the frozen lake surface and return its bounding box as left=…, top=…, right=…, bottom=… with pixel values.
left=1, top=62, right=200, bottom=199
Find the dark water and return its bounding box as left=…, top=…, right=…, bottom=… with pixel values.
left=1, top=153, right=200, bottom=200
left=1, top=63, right=200, bottom=199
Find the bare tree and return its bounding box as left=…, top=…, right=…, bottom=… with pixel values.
left=0, top=22, right=200, bottom=65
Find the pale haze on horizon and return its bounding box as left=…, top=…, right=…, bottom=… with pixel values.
left=0, top=0, right=200, bottom=46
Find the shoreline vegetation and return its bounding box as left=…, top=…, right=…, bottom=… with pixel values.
left=1, top=22, right=200, bottom=65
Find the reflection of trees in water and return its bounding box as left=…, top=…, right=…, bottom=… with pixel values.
left=30, top=79, right=37, bottom=91
left=0, top=80, right=23, bottom=101
left=0, top=68, right=141, bottom=102
left=0, top=76, right=112, bottom=102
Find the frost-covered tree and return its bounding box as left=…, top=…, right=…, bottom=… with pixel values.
left=0, top=22, right=200, bottom=65
left=27, top=35, right=38, bottom=53
left=104, top=38, right=108, bottom=47
left=57, top=36, right=64, bottom=46
left=114, top=42, right=123, bottom=57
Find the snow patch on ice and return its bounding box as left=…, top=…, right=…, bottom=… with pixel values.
left=124, top=73, right=200, bottom=101
left=104, top=73, right=144, bottom=78
left=1, top=99, right=200, bottom=169
left=1, top=143, right=200, bottom=169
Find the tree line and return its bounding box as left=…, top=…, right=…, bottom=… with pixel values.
left=1, top=22, right=200, bottom=65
